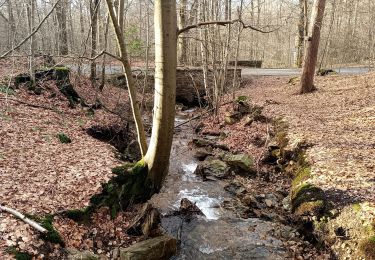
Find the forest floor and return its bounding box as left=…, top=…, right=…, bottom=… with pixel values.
left=0, top=57, right=374, bottom=259
left=200, top=74, right=374, bottom=259
left=225, top=74, right=375, bottom=206
left=0, top=59, right=148, bottom=259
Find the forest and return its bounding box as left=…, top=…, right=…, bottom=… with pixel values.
left=0, top=0, right=374, bottom=259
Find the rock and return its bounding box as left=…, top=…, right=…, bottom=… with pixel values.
left=180, top=198, right=204, bottom=216
left=67, top=248, right=99, bottom=260
left=127, top=203, right=161, bottom=237
left=119, top=235, right=177, bottom=260
left=193, top=149, right=212, bottom=161
left=264, top=199, right=274, bottom=208
left=241, top=195, right=260, bottom=208
left=244, top=116, right=254, bottom=126
left=223, top=153, right=255, bottom=175
left=202, top=159, right=231, bottom=179
left=192, top=138, right=229, bottom=151
left=224, top=112, right=239, bottom=125
left=282, top=196, right=291, bottom=210
left=224, top=181, right=246, bottom=197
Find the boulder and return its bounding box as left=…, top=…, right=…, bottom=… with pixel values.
left=223, top=154, right=255, bottom=175
left=202, top=159, right=231, bottom=179
left=119, top=235, right=177, bottom=260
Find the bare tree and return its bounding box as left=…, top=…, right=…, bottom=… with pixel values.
left=300, top=0, right=327, bottom=94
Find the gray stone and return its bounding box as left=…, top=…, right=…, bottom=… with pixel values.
left=119, top=235, right=177, bottom=260
left=223, top=154, right=255, bottom=175
left=67, top=248, right=99, bottom=260
left=203, top=159, right=231, bottom=179
left=224, top=181, right=246, bottom=197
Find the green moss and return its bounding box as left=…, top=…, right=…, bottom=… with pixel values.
left=352, top=203, right=361, bottom=212
left=40, top=215, right=65, bottom=246
left=6, top=247, right=32, bottom=260
left=359, top=236, right=375, bottom=259
left=291, top=166, right=311, bottom=188
left=236, top=95, right=248, bottom=103
left=0, top=85, right=15, bottom=95
left=291, top=183, right=327, bottom=217
left=57, top=133, right=71, bottom=144
left=65, top=208, right=92, bottom=223
left=90, top=159, right=152, bottom=217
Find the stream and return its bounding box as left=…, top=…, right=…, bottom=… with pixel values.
left=150, top=110, right=292, bottom=259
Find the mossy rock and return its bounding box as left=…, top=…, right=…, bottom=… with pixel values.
left=57, top=133, right=72, bottom=144
left=291, top=166, right=311, bottom=188
left=202, top=159, right=231, bottom=179
left=223, top=153, right=255, bottom=175
left=291, top=183, right=327, bottom=218
left=359, top=236, right=375, bottom=259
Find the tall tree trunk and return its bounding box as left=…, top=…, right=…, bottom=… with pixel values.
left=27, top=0, right=36, bottom=85
left=300, top=0, right=327, bottom=94
left=90, top=0, right=100, bottom=80
left=56, top=0, right=69, bottom=55
left=6, top=0, right=16, bottom=49
left=144, top=0, right=177, bottom=191
left=178, top=0, right=188, bottom=65
left=296, top=0, right=307, bottom=68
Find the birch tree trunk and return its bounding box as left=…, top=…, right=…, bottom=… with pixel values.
left=144, top=0, right=177, bottom=191
left=300, top=0, right=327, bottom=94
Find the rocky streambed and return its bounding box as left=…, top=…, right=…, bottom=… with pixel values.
left=150, top=110, right=310, bottom=259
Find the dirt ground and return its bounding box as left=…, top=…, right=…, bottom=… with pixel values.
left=241, top=74, right=374, bottom=207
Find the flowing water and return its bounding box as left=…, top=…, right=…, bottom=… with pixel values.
left=151, top=110, right=291, bottom=260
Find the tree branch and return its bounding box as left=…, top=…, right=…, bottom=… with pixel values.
left=0, top=205, right=47, bottom=233
left=178, top=19, right=280, bottom=35
left=0, top=0, right=62, bottom=59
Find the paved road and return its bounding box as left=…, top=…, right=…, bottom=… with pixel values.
left=242, top=67, right=372, bottom=77
left=67, top=64, right=372, bottom=77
